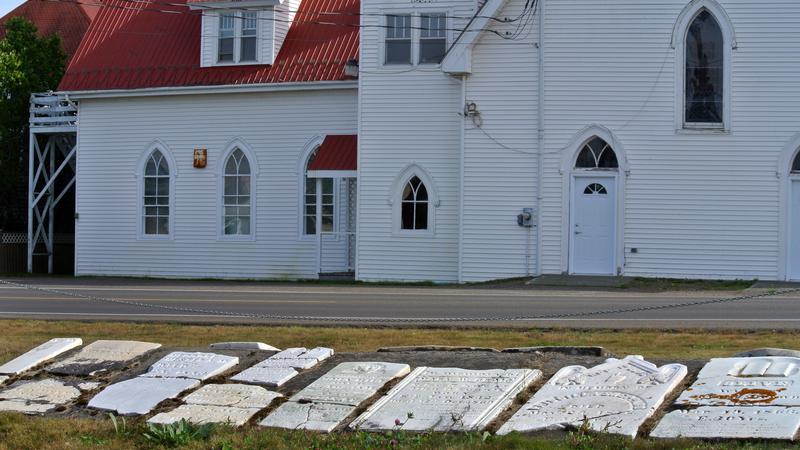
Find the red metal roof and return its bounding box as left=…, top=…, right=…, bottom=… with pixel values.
left=0, top=0, right=97, bottom=61
left=308, top=135, right=357, bottom=171
left=59, top=0, right=359, bottom=91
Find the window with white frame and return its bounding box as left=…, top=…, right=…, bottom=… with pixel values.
left=419, top=13, right=446, bottom=64
left=685, top=10, right=723, bottom=126
left=385, top=14, right=412, bottom=65
left=401, top=176, right=429, bottom=230
left=223, top=148, right=252, bottom=236
left=218, top=11, right=259, bottom=64
left=143, top=150, right=170, bottom=236
left=304, top=148, right=334, bottom=235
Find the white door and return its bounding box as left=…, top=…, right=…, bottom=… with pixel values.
left=789, top=180, right=800, bottom=280
left=570, top=176, right=616, bottom=275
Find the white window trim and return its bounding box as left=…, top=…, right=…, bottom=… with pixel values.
left=672, top=0, right=736, bottom=133
left=297, top=136, right=340, bottom=241
left=136, top=140, right=177, bottom=241
left=389, top=164, right=439, bottom=237
left=380, top=9, right=452, bottom=69
left=215, top=10, right=261, bottom=65
left=217, top=139, right=259, bottom=241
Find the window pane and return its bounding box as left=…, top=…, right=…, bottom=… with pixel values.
left=685, top=10, right=723, bottom=124
left=157, top=177, right=169, bottom=196
left=156, top=195, right=169, bottom=205
left=321, top=215, right=334, bottom=232
left=224, top=176, right=237, bottom=196
left=145, top=206, right=158, bottom=216
left=238, top=176, right=251, bottom=196
left=403, top=183, right=414, bottom=202
left=420, top=14, right=446, bottom=64
left=157, top=217, right=169, bottom=235
left=145, top=217, right=157, bottom=235
left=416, top=183, right=428, bottom=201
left=322, top=205, right=334, bottom=216
left=239, top=217, right=251, bottom=235
left=419, top=39, right=446, bottom=64
left=305, top=216, right=316, bottom=235
left=145, top=158, right=157, bottom=176
left=386, top=15, right=411, bottom=65
left=401, top=202, right=415, bottom=230
left=415, top=201, right=428, bottom=230
left=219, top=38, right=234, bottom=62
left=224, top=218, right=237, bottom=235
left=322, top=178, right=333, bottom=195
left=241, top=37, right=257, bottom=62
left=144, top=178, right=156, bottom=196
left=386, top=40, right=411, bottom=65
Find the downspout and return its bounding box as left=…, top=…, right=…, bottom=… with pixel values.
left=458, top=74, right=467, bottom=283
left=535, top=0, right=545, bottom=276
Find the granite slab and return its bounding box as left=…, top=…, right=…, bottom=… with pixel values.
left=651, top=406, right=800, bottom=440
left=141, top=352, right=238, bottom=380
left=47, top=340, right=161, bottom=376
left=209, top=342, right=280, bottom=352
left=0, top=379, right=81, bottom=414
left=88, top=377, right=199, bottom=415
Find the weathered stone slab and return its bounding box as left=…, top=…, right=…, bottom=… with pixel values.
left=260, top=401, right=353, bottom=432
left=141, top=352, right=238, bottom=380
left=733, top=348, right=800, bottom=358
left=378, top=346, right=499, bottom=353
left=0, top=379, right=81, bottom=414
left=183, top=384, right=282, bottom=408
left=651, top=406, right=800, bottom=440
left=260, top=362, right=410, bottom=432
left=502, top=346, right=605, bottom=357
left=675, top=357, right=800, bottom=407
left=47, top=340, right=161, bottom=376
left=149, top=404, right=263, bottom=427
left=88, top=377, right=199, bottom=415
left=209, top=342, right=280, bottom=352
left=496, top=356, right=687, bottom=438
left=0, top=338, right=82, bottom=375
left=231, top=347, right=333, bottom=387
left=352, top=367, right=541, bottom=432
left=78, top=381, right=102, bottom=392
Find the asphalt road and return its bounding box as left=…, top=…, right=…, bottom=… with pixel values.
left=0, top=277, right=798, bottom=329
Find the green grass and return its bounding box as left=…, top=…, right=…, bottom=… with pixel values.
left=618, top=277, right=756, bottom=292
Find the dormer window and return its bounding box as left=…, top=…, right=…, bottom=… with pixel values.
left=216, top=11, right=260, bottom=64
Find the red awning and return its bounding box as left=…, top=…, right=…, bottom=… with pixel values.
left=308, top=135, right=357, bottom=172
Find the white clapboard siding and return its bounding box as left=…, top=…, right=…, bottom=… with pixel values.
left=536, top=0, right=800, bottom=280
left=75, top=89, right=357, bottom=279
left=460, top=0, right=539, bottom=282
left=356, top=0, right=476, bottom=282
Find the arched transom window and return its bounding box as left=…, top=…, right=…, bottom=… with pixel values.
left=401, top=176, right=429, bottom=230
left=143, top=149, right=170, bottom=235
left=223, top=148, right=252, bottom=235
left=685, top=10, right=723, bottom=125
left=575, top=137, right=619, bottom=169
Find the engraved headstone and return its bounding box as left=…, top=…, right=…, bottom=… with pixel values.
left=651, top=407, right=800, bottom=440
left=0, top=338, right=82, bottom=375
left=260, top=362, right=410, bottom=432
left=47, top=340, right=161, bottom=376
left=0, top=379, right=81, bottom=414
left=148, top=384, right=282, bottom=426
left=209, top=342, right=281, bottom=351
left=651, top=357, right=800, bottom=440
left=88, top=377, right=199, bottom=415
left=497, top=356, right=687, bottom=438
left=231, top=347, right=334, bottom=387
left=352, top=367, right=541, bottom=432
left=141, top=352, right=239, bottom=380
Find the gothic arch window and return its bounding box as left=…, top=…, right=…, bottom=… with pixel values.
left=223, top=148, right=252, bottom=236
left=401, top=176, right=429, bottom=230
left=685, top=9, right=724, bottom=125
left=575, top=137, right=618, bottom=169
left=143, top=149, right=171, bottom=236
left=792, top=151, right=800, bottom=173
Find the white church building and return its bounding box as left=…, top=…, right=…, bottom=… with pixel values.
left=29, top=0, right=800, bottom=283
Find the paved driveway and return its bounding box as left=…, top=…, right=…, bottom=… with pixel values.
left=0, top=277, right=798, bottom=329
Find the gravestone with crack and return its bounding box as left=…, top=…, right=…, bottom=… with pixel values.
left=260, top=361, right=410, bottom=432
left=0, top=338, right=83, bottom=376
left=47, top=340, right=161, bottom=376
left=209, top=342, right=281, bottom=351
left=651, top=357, right=800, bottom=440
left=496, top=356, right=687, bottom=438
left=0, top=379, right=81, bottom=414
left=231, top=347, right=333, bottom=387
left=149, top=384, right=283, bottom=426
left=352, top=367, right=542, bottom=432
left=88, top=351, right=239, bottom=415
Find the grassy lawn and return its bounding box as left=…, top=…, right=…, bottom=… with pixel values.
left=1, top=319, right=800, bottom=449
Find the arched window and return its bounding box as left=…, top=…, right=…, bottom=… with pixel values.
left=143, top=149, right=170, bottom=235
left=792, top=152, right=800, bottom=173
left=401, top=176, right=429, bottom=230
left=304, top=147, right=334, bottom=235
left=223, top=148, right=252, bottom=235
left=685, top=10, right=723, bottom=125
left=575, top=137, right=618, bottom=169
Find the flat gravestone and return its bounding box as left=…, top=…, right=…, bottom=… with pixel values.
left=209, top=342, right=280, bottom=351
left=674, top=357, right=800, bottom=407
left=497, top=356, right=687, bottom=438
left=47, top=340, right=161, bottom=376
left=148, top=384, right=282, bottom=426
left=0, top=376, right=7, bottom=386
left=651, top=357, right=800, bottom=440
left=232, top=347, right=333, bottom=387
left=88, top=377, right=199, bottom=415
left=260, top=362, right=410, bottom=432
left=0, top=338, right=82, bottom=375
left=352, top=367, right=541, bottom=432
left=141, top=352, right=238, bottom=380
left=651, top=407, right=800, bottom=440
left=0, top=379, right=81, bottom=414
